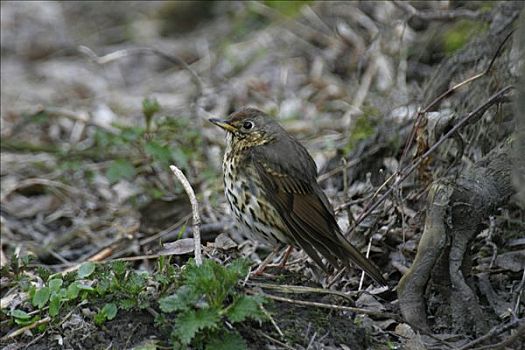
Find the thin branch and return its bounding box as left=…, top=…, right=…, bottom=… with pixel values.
left=260, top=304, right=284, bottom=337
left=255, top=291, right=399, bottom=320
left=247, top=282, right=358, bottom=302
left=258, top=332, right=295, bottom=350
left=1, top=316, right=51, bottom=340
left=170, top=165, right=202, bottom=266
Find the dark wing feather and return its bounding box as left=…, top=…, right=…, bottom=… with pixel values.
left=250, top=136, right=386, bottom=285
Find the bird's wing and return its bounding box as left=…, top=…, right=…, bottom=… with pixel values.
left=250, top=137, right=386, bottom=285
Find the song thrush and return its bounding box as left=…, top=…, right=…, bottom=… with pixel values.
left=210, top=107, right=386, bottom=285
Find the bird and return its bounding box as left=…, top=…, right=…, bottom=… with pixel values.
left=209, top=107, right=386, bottom=285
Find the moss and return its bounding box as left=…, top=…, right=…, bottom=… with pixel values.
left=343, top=108, right=379, bottom=156
left=443, top=20, right=489, bottom=55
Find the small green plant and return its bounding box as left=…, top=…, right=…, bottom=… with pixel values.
left=142, top=97, right=161, bottom=133
left=2, top=257, right=267, bottom=349
left=159, top=259, right=266, bottom=349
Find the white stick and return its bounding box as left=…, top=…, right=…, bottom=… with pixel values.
left=169, top=165, right=202, bottom=266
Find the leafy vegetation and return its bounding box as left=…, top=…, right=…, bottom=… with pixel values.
left=1, top=256, right=267, bottom=349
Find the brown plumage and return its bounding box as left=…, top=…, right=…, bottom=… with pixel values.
left=210, top=107, right=386, bottom=285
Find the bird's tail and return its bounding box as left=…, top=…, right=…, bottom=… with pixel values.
left=338, top=234, right=387, bottom=286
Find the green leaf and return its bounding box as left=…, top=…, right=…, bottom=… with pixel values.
left=180, top=259, right=251, bottom=309
left=36, top=322, right=48, bottom=333
left=94, top=312, right=105, bottom=326
left=175, top=308, right=220, bottom=344
left=49, top=293, right=61, bottom=317
left=226, top=259, right=250, bottom=280
left=227, top=295, right=266, bottom=323
left=36, top=266, right=51, bottom=281
left=106, top=159, right=136, bottom=184
left=57, top=288, right=68, bottom=300
left=67, top=282, right=80, bottom=299
left=111, top=261, right=127, bottom=276
left=11, top=309, right=31, bottom=320
left=159, top=285, right=198, bottom=313
left=32, top=287, right=50, bottom=308
left=205, top=332, right=246, bottom=350
left=183, top=259, right=219, bottom=295
left=102, top=303, right=118, bottom=320
left=177, top=224, right=187, bottom=240
left=48, top=278, right=63, bottom=292
left=120, top=127, right=144, bottom=142
left=14, top=315, right=40, bottom=326
left=95, top=303, right=118, bottom=325
left=77, top=262, right=96, bottom=279
left=142, top=98, right=161, bottom=120
left=119, top=298, right=136, bottom=310
left=145, top=141, right=172, bottom=165
left=77, top=283, right=95, bottom=291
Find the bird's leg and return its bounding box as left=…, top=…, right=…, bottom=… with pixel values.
left=277, top=245, right=293, bottom=269
left=252, top=246, right=280, bottom=276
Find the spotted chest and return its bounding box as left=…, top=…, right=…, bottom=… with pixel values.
left=222, top=137, right=291, bottom=246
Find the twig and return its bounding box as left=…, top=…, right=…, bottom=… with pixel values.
left=306, top=330, right=317, bottom=350
left=358, top=238, right=373, bottom=291
left=260, top=304, right=284, bottom=337
left=256, top=291, right=398, bottom=320
left=247, top=282, right=357, bottom=302
left=170, top=165, right=202, bottom=266
left=1, top=316, right=51, bottom=340
left=258, top=331, right=295, bottom=350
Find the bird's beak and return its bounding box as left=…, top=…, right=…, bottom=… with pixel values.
left=208, top=118, right=238, bottom=133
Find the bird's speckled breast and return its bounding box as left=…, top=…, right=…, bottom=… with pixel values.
left=223, top=134, right=291, bottom=245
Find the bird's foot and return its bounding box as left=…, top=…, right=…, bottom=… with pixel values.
left=277, top=245, right=293, bottom=269
left=251, top=247, right=279, bottom=276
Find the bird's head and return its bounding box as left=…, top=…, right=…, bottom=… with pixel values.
left=209, top=108, right=280, bottom=148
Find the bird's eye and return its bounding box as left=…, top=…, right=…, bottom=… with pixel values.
left=242, top=121, right=254, bottom=130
